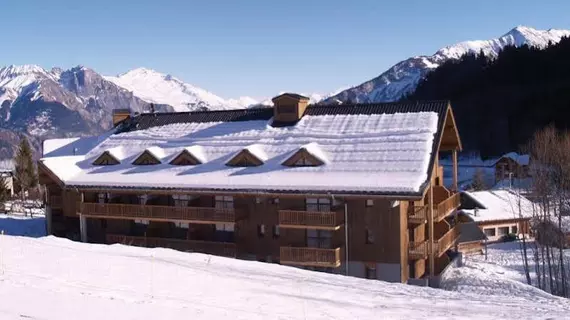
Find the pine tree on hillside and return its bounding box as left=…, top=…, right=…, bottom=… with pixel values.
left=471, top=168, right=487, bottom=191
left=14, top=136, right=37, bottom=201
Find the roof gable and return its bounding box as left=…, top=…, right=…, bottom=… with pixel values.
left=282, top=143, right=328, bottom=167
left=92, top=147, right=125, bottom=165
left=169, top=146, right=206, bottom=166
left=226, top=145, right=267, bottom=167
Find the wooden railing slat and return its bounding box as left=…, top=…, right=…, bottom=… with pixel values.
left=79, top=202, right=240, bottom=223
left=280, top=246, right=342, bottom=267
left=278, top=210, right=342, bottom=229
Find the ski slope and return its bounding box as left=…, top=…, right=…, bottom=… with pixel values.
left=0, top=236, right=568, bottom=319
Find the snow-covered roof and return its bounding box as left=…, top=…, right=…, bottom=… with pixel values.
left=298, top=142, right=329, bottom=164
left=460, top=190, right=535, bottom=223
left=40, top=103, right=449, bottom=195
left=495, top=152, right=530, bottom=166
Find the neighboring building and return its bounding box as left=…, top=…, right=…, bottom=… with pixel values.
left=38, top=93, right=463, bottom=285
left=0, top=166, right=14, bottom=197
left=494, top=152, right=530, bottom=184
left=458, top=190, right=533, bottom=252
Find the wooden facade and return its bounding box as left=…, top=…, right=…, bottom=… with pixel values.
left=39, top=97, right=463, bottom=285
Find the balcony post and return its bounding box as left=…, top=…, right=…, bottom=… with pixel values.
left=45, top=205, right=52, bottom=235
left=452, top=149, right=458, bottom=192
left=429, top=184, right=435, bottom=282
left=78, top=192, right=87, bottom=242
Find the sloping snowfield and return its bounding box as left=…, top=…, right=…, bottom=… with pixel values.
left=0, top=236, right=568, bottom=319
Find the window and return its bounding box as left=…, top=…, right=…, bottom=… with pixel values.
left=138, top=195, right=148, bottom=205
left=273, top=225, right=280, bottom=238
left=173, top=194, right=193, bottom=207
left=258, top=224, right=265, bottom=237
left=366, top=228, right=375, bottom=244
left=306, top=198, right=331, bottom=212
left=97, top=193, right=109, bottom=204
left=273, top=198, right=280, bottom=204
left=216, top=223, right=235, bottom=232
left=307, top=229, right=332, bottom=248
left=365, top=265, right=377, bottom=280
left=135, top=219, right=149, bottom=225
left=498, top=227, right=509, bottom=236
left=293, top=157, right=315, bottom=166
left=366, top=199, right=374, bottom=207
left=484, top=228, right=496, bottom=237
left=175, top=222, right=189, bottom=229
left=256, top=197, right=262, bottom=204
left=511, top=225, right=518, bottom=234
left=215, top=196, right=234, bottom=209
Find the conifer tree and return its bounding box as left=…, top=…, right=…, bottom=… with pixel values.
left=14, top=136, right=37, bottom=200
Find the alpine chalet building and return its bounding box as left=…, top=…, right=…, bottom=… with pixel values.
left=39, top=93, right=462, bottom=285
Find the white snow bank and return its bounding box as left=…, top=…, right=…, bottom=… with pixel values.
left=0, top=236, right=568, bottom=319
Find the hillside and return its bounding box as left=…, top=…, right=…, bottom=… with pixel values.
left=406, top=37, right=570, bottom=157
left=324, top=26, right=570, bottom=105
left=0, top=235, right=567, bottom=319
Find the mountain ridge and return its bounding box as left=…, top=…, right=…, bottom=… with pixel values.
left=323, top=26, right=570, bottom=104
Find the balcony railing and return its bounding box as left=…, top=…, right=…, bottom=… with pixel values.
left=434, top=225, right=460, bottom=257
left=50, top=195, right=63, bottom=209
left=434, top=192, right=461, bottom=222
left=279, top=210, right=344, bottom=230
left=280, top=247, right=342, bottom=268
left=106, top=234, right=236, bottom=257
left=408, top=241, right=428, bottom=260
left=408, top=193, right=460, bottom=224
left=79, top=202, right=244, bottom=224
left=409, top=205, right=428, bottom=225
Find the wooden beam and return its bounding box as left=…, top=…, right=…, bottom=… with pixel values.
left=452, top=149, right=458, bottom=192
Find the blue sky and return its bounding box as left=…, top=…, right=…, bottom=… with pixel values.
left=1, top=0, right=569, bottom=99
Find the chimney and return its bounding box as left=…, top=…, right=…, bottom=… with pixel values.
left=112, top=109, right=131, bottom=127
left=271, top=93, right=310, bottom=124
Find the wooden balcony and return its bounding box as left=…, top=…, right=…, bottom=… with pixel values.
left=434, top=225, right=460, bottom=257
left=279, top=210, right=344, bottom=230
left=434, top=192, right=461, bottom=222
left=79, top=202, right=244, bottom=224
left=280, top=247, right=342, bottom=268
left=409, top=205, right=428, bottom=225
left=50, top=195, right=63, bottom=209
left=408, top=241, right=428, bottom=260
left=106, top=234, right=236, bottom=257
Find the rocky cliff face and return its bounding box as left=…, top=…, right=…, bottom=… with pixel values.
left=0, top=65, right=173, bottom=158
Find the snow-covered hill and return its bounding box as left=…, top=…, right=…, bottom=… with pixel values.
left=325, top=26, right=570, bottom=104
left=0, top=235, right=568, bottom=319
left=105, top=68, right=259, bottom=111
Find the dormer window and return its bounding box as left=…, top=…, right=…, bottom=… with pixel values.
left=271, top=93, right=310, bottom=125
left=92, top=147, right=124, bottom=166
left=169, top=146, right=206, bottom=166
left=282, top=143, right=328, bottom=167
left=226, top=145, right=267, bottom=167
left=132, top=147, right=165, bottom=166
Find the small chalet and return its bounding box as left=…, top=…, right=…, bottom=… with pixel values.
left=0, top=162, right=14, bottom=197
left=39, top=93, right=463, bottom=286
left=494, top=152, right=530, bottom=184
left=457, top=190, right=533, bottom=253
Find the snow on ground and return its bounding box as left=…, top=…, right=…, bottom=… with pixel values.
left=443, top=241, right=570, bottom=301
left=0, top=236, right=568, bottom=319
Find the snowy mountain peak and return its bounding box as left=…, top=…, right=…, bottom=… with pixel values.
left=0, top=64, right=46, bottom=77
left=105, top=68, right=259, bottom=111
left=326, top=26, right=570, bottom=104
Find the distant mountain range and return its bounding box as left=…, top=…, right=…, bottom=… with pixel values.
left=0, top=25, right=568, bottom=158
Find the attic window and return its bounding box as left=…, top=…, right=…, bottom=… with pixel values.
left=169, top=146, right=206, bottom=166
left=132, top=150, right=161, bottom=165
left=282, top=143, right=327, bottom=167
left=132, top=147, right=165, bottom=166
left=226, top=145, right=267, bottom=167
left=92, top=151, right=120, bottom=166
